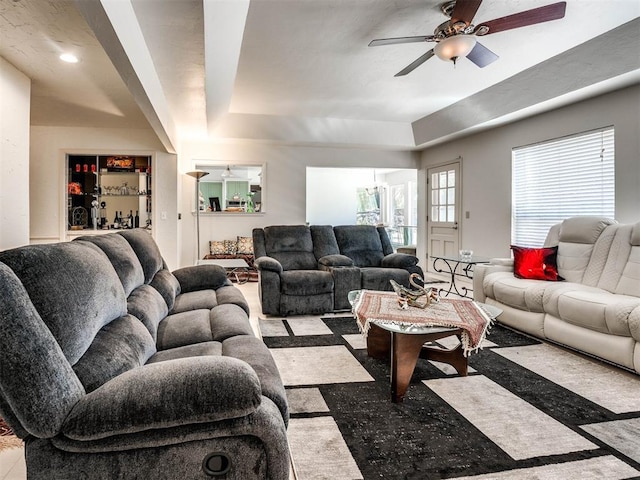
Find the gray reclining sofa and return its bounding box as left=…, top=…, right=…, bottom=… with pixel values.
left=0, top=229, right=289, bottom=479
left=253, top=224, right=424, bottom=316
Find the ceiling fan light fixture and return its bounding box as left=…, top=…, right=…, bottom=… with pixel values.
left=434, top=35, right=477, bottom=63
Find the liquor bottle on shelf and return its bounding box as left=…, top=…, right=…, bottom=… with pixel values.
left=113, top=211, right=120, bottom=229
left=134, top=210, right=140, bottom=228
left=127, top=210, right=133, bottom=229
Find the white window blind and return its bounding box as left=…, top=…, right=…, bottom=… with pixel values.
left=512, top=127, right=615, bottom=247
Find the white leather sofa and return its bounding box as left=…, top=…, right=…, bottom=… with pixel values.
left=473, top=216, right=640, bottom=373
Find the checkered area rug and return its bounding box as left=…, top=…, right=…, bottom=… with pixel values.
left=261, top=315, right=640, bottom=479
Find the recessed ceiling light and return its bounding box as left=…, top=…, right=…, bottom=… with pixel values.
left=59, top=53, right=79, bottom=63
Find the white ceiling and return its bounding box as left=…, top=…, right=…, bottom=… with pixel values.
left=1, top=0, right=639, bottom=152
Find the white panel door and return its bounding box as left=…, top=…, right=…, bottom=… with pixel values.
left=427, top=162, right=461, bottom=272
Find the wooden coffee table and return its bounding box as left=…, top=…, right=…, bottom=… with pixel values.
left=367, top=323, right=466, bottom=403
left=349, top=291, right=501, bottom=403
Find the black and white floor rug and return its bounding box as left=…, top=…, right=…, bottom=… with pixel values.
left=260, top=315, right=640, bottom=480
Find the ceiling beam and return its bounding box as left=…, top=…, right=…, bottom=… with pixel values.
left=74, top=0, right=177, bottom=153
left=203, top=0, right=250, bottom=133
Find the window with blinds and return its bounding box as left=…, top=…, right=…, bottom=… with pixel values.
left=512, top=127, right=615, bottom=247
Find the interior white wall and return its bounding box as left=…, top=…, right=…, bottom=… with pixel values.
left=307, top=168, right=369, bottom=226
left=178, top=141, right=419, bottom=266
left=29, top=126, right=180, bottom=268
left=0, top=57, right=31, bottom=250
left=418, top=84, right=640, bottom=267
left=306, top=167, right=418, bottom=227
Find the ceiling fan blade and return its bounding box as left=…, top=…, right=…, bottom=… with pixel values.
left=475, top=1, right=566, bottom=36
left=466, top=42, right=498, bottom=68
left=369, top=36, right=436, bottom=47
left=394, top=49, right=435, bottom=77
left=450, top=0, right=483, bottom=25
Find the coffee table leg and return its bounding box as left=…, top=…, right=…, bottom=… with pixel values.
left=366, top=323, right=391, bottom=361
left=420, top=337, right=468, bottom=376
left=390, top=332, right=428, bottom=403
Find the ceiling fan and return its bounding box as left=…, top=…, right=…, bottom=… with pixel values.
left=369, top=0, right=567, bottom=76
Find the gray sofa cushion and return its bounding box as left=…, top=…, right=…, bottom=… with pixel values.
left=157, top=310, right=212, bottom=350
left=381, top=253, right=420, bottom=269
left=119, top=229, right=165, bottom=284
left=127, top=284, right=169, bottom=340
left=334, top=225, right=385, bottom=267
left=150, top=269, right=181, bottom=311
left=0, top=242, right=127, bottom=364
left=75, top=234, right=144, bottom=296
left=310, top=225, right=341, bottom=258
left=280, top=270, right=334, bottom=296
left=172, top=290, right=218, bottom=313
left=172, top=264, right=228, bottom=293
left=147, top=341, right=223, bottom=364
left=318, top=254, right=353, bottom=267
left=0, top=263, right=85, bottom=438
left=210, top=304, right=256, bottom=340
left=213, top=284, right=251, bottom=316
left=361, top=267, right=409, bottom=291
left=264, top=225, right=318, bottom=270
left=62, top=357, right=262, bottom=441
left=73, top=315, right=156, bottom=393
left=223, top=336, right=289, bottom=424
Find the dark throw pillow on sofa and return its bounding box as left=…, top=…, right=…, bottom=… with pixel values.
left=510, top=245, right=564, bottom=281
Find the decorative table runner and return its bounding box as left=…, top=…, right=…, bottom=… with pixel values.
left=352, top=290, right=492, bottom=356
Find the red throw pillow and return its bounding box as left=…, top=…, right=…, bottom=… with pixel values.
left=510, top=245, right=564, bottom=281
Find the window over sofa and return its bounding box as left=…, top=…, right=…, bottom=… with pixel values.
left=512, top=127, right=615, bottom=247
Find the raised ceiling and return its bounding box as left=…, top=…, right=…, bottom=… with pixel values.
left=1, top=0, right=638, bottom=152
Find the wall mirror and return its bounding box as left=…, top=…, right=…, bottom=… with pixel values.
left=193, top=163, right=264, bottom=213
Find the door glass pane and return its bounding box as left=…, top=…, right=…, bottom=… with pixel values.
left=439, top=189, right=447, bottom=205
left=447, top=206, right=455, bottom=222
left=432, top=173, right=438, bottom=186
left=439, top=172, right=447, bottom=188
left=439, top=206, right=447, bottom=220
left=447, top=187, right=455, bottom=204
left=432, top=190, right=438, bottom=205
left=432, top=206, right=438, bottom=222
left=448, top=170, right=455, bottom=187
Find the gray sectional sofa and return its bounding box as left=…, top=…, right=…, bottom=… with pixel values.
left=253, top=224, right=424, bottom=316
left=0, top=229, right=289, bottom=479
left=473, top=216, right=640, bottom=373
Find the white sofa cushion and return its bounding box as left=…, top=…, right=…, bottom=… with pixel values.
left=556, top=290, right=640, bottom=336
left=556, top=243, right=595, bottom=283
left=629, top=305, right=640, bottom=343
left=615, top=222, right=640, bottom=297
left=556, top=216, right=616, bottom=283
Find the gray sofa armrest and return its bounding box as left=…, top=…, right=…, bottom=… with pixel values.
left=62, top=357, right=261, bottom=441
left=254, top=256, right=283, bottom=274
left=172, top=265, right=229, bottom=293
left=318, top=254, right=354, bottom=268
left=381, top=253, right=419, bottom=269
